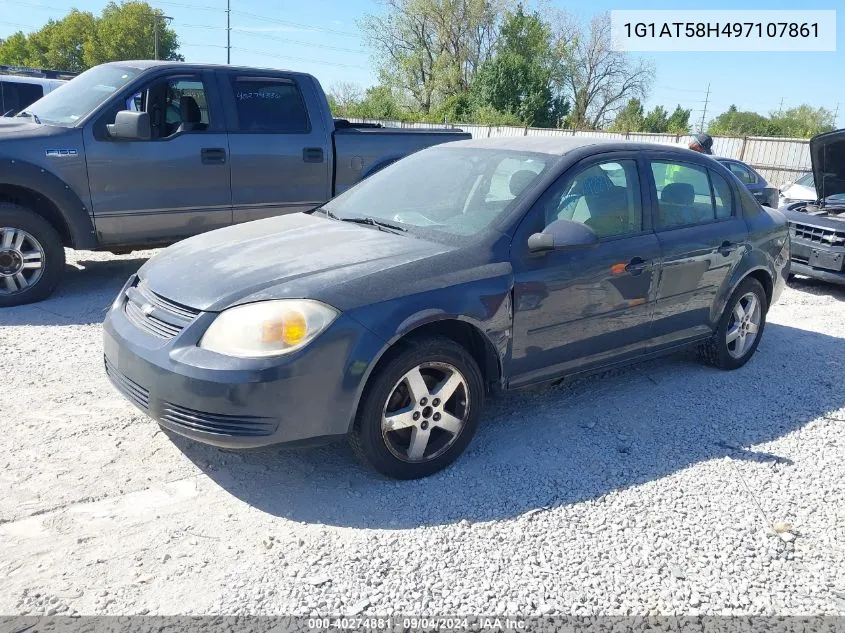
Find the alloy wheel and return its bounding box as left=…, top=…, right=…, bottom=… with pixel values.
left=381, top=362, right=470, bottom=463
left=725, top=291, right=762, bottom=359
left=0, top=227, right=45, bottom=295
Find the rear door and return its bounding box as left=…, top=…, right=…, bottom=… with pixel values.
left=220, top=72, right=332, bottom=224
left=85, top=70, right=232, bottom=246
left=645, top=154, right=748, bottom=349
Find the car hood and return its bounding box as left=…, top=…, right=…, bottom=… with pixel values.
left=0, top=117, right=68, bottom=140
left=139, top=213, right=449, bottom=312
left=781, top=182, right=816, bottom=201
left=810, top=129, right=845, bottom=200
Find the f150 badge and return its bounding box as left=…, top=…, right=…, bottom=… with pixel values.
left=45, top=149, right=79, bottom=158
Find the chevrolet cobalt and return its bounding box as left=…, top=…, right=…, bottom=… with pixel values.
left=104, top=138, right=789, bottom=479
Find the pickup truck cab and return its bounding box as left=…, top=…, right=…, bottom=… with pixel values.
left=0, top=61, right=469, bottom=306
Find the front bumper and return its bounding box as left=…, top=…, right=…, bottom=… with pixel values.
left=788, top=226, right=845, bottom=286
left=103, top=276, right=385, bottom=448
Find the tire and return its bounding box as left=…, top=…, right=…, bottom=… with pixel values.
left=698, top=277, right=768, bottom=370
left=0, top=204, right=65, bottom=307
left=350, top=336, right=485, bottom=479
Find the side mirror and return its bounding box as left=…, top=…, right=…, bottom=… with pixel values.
left=528, top=219, right=599, bottom=253
left=107, top=110, right=151, bottom=141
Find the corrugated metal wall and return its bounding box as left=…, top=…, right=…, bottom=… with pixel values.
left=346, top=118, right=813, bottom=186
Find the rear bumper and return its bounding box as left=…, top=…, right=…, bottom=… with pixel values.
left=102, top=279, right=385, bottom=449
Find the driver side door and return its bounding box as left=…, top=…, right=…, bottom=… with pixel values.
left=509, top=153, right=663, bottom=387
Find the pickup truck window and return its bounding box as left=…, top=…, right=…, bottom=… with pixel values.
left=230, top=77, right=309, bottom=133
left=1, top=80, right=43, bottom=116
left=23, top=64, right=139, bottom=126
left=322, top=147, right=549, bottom=241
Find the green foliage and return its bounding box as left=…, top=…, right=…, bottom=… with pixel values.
left=666, top=105, right=691, bottom=134
left=609, top=98, right=644, bottom=132
left=768, top=105, right=835, bottom=138
left=707, top=105, right=774, bottom=136
left=470, top=4, right=568, bottom=127
left=642, top=106, right=668, bottom=133
left=0, top=1, right=180, bottom=72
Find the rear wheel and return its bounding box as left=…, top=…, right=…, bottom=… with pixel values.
left=699, top=277, right=767, bottom=370
left=0, top=205, right=65, bottom=307
left=350, top=336, right=484, bottom=479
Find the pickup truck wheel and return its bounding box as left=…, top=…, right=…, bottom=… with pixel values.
left=698, top=277, right=767, bottom=370
left=0, top=204, right=65, bottom=307
left=350, top=336, right=484, bottom=479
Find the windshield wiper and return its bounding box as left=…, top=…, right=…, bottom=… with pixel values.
left=16, top=110, right=41, bottom=124
left=318, top=208, right=407, bottom=233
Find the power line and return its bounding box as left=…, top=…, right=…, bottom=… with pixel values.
left=229, top=46, right=367, bottom=70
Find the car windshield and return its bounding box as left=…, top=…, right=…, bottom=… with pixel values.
left=322, top=147, right=550, bottom=241
left=795, top=172, right=814, bottom=187
left=19, top=64, right=140, bottom=126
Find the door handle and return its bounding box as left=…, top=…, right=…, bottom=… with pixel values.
left=201, top=147, right=226, bottom=165
left=718, top=241, right=739, bottom=256
left=302, top=147, right=324, bottom=163
left=624, top=257, right=650, bottom=276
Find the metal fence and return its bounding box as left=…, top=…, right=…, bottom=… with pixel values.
left=347, top=118, right=812, bottom=187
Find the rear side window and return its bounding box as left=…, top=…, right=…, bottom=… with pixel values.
left=0, top=81, right=44, bottom=115
left=710, top=170, right=734, bottom=219
left=230, top=77, right=309, bottom=132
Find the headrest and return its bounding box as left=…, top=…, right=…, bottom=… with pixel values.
left=509, top=170, right=537, bottom=197
left=661, top=182, right=695, bottom=205
left=179, top=96, right=201, bottom=123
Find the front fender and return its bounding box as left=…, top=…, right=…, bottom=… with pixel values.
left=0, top=157, right=97, bottom=249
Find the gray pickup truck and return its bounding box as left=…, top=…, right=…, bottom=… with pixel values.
left=0, top=60, right=469, bottom=306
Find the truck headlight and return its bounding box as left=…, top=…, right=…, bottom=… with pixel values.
left=199, top=299, right=339, bottom=358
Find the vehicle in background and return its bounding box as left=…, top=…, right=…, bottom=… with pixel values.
left=715, top=157, right=778, bottom=209
left=0, top=74, right=66, bottom=116
left=778, top=172, right=816, bottom=206
left=781, top=129, right=845, bottom=285
left=103, top=137, right=788, bottom=479
left=0, top=61, right=469, bottom=306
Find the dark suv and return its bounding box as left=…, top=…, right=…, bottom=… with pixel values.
left=104, top=137, right=789, bottom=479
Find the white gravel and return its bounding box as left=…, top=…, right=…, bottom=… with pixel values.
left=1, top=249, right=844, bottom=617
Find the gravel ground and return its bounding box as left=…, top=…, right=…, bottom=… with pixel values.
left=1, top=248, right=844, bottom=617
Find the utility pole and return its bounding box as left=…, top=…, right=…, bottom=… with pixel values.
left=778, top=97, right=784, bottom=113
left=154, top=14, right=173, bottom=60
left=226, top=0, right=231, bottom=64
left=699, top=83, right=710, bottom=133
left=834, top=102, right=840, bottom=127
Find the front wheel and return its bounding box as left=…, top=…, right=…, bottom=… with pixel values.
left=699, top=277, right=768, bottom=370
left=350, top=336, right=485, bottom=479
left=0, top=204, right=65, bottom=307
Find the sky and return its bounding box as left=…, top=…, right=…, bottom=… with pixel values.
left=1, top=0, right=843, bottom=128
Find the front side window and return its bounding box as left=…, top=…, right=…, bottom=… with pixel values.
left=540, top=160, right=643, bottom=239
left=726, top=161, right=757, bottom=184
left=651, top=161, right=720, bottom=229
left=230, top=77, right=309, bottom=132
left=322, top=147, right=549, bottom=241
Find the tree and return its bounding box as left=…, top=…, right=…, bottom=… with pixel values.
left=353, top=84, right=404, bottom=119
left=360, top=0, right=501, bottom=114
left=471, top=4, right=568, bottom=127
left=609, top=98, right=644, bottom=132
left=708, top=105, right=776, bottom=136
left=666, top=105, right=691, bottom=134
left=328, top=82, right=365, bottom=116
left=0, top=1, right=180, bottom=72
left=552, top=12, right=654, bottom=129
left=769, top=105, right=835, bottom=138
left=641, top=105, right=668, bottom=133
left=86, top=1, right=181, bottom=66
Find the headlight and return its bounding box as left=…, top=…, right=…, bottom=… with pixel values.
left=199, top=299, right=339, bottom=358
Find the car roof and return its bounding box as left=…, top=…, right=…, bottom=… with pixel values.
left=99, top=60, right=313, bottom=79
left=444, top=135, right=711, bottom=158
left=0, top=74, right=65, bottom=88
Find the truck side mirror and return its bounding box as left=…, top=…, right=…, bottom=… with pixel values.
left=107, top=110, right=151, bottom=141
left=528, top=219, right=599, bottom=253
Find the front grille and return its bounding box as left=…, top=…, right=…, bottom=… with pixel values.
left=104, top=356, right=150, bottom=410
left=790, top=222, right=845, bottom=246
left=123, top=279, right=200, bottom=340
left=160, top=402, right=278, bottom=437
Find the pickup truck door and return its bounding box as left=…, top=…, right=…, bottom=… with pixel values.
left=84, top=70, right=232, bottom=246
left=219, top=72, right=332, bottom=224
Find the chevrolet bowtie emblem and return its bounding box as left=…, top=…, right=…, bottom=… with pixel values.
left=141, top=303, right=154, bottom=316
